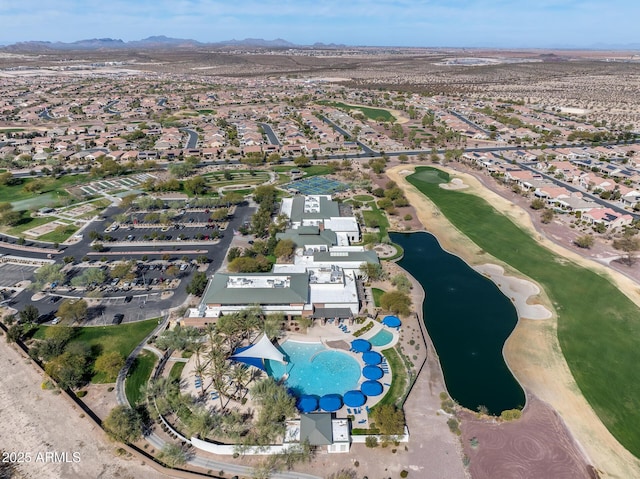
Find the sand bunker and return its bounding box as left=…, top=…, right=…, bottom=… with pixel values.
left=439, top=178, right=469, bottom=190
left=476, top=264, right=552, bottom=320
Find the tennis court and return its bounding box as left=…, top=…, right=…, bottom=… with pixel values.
left=284, top=176, right=348, bottom=195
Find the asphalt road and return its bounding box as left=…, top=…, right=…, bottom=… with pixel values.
left=449, top=109, right=491, bottom=136
left=318, top=114, right=376, bottom=155
left=258, top=122, right=281, bottom=146
left=180, top=128, right=199, bottom=149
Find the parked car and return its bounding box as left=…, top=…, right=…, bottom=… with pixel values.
left=124, top=295, right=133, bottom=303
left=52, top=317, right=61, bottom=325
left=112, top=313, right=124, bottom=325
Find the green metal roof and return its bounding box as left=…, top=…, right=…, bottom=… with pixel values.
left=202, top=272, right=309, bottom=305
left=312, top=250, right=379, bottom=264
left=300, top=413, right=333, bottom=446
left=276, top=228, right=337, bottom=247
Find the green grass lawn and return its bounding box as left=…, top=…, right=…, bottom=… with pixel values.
left=35, top=319, right=158, bottom=383
left=38, top=224, right=79, bottom=243
left=407, top=166, right=640, bottom=458
left=353, top=194, right=374, bottom=202
left=362, top=203, right=390, bottom=237
left=0, top=174, right=88, bottom=206
left=204, top=171, right=269, bottom=189
left=317, top=101, right=396, bottom=122
left=372, top=288, right=385, bottom=307
left=169, top=361, right=186, bottom=381
left=375, top=347, right=407, bottom=407
left=2, top=214, right=53, bottom=236
left=125, top=351, right=157, bottom=406
left=300, top=165, right=333, bottom=177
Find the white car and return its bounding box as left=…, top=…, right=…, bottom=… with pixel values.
left=52, top=317, right=61, bottom=325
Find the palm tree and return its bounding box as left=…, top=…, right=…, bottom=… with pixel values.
left=231, top=364, right=251, bottom=399
left=186, top=405, right=215, bottom=439
left=193, top=362, right=208, bottom=397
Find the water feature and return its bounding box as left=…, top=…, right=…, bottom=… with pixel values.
left=392, top=232, right=525, bottom=415
left=369, top=329, right=394, bottom=347
left=265, top=341, right=361, bottom=397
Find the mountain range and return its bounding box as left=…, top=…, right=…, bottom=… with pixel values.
left=1, top=36, right=346, bottom=51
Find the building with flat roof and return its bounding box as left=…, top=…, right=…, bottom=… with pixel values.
left=280, top=195, right=360, bottom=243
left=194, top=268, right=360, bottom=320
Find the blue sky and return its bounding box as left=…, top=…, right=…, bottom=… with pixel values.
left=1, top=0, right=638, bottom=48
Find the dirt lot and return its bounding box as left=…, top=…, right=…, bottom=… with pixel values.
left=460, top=394, right=595, bottom=479
left=0, top=332, right=171, bottom=479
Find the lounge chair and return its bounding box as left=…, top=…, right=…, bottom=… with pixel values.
left=365, top=406, right=370, bottom=413
left=358, top=419, right=367, bottom=424
left=347, top=408, right=352, bottom=414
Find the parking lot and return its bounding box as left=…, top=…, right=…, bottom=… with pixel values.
left=100, top=209, right=231, bottom=244
left=0, top=263, right=39, bottom=287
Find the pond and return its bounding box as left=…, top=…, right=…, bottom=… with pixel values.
left=392, top=232, right=525, bottom=415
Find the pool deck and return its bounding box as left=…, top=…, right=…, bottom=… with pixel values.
left=284, top=320, right=398, bottom=424
left=179, top=320, right=398, bottom=428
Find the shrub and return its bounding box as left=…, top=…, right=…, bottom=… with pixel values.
left=500, top=409, right=522, bottom=421
left=365, top=436, right=378, bottom=448
left=76, top=390, right=87, bottom=398
left=447, top=418, right=461, bottom=435
left=400, top=471, right=409, bottom=478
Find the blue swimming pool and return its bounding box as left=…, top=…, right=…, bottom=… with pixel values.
left=265, top=341, right=361, bottom=396
left=369, top=329, right=394, bottom=347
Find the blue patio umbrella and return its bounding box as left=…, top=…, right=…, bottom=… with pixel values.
left=343, top=390, right=366, bottom=408
left=297, top=395, right=319, bottom=413
left=361, top=380, right=384, bottom=397
left=382, top=315, right=402, bottom=328
left=319, top=394, right=343, bottom=412
left=351, top=339, right=372, bottom=353
left=362, top=351, right=382, bottom=365
left=363, top=365, right=384, bottom=380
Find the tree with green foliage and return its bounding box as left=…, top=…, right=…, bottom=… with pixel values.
left=103, top=405, right=144, bottom=443
left=267, top=152, right=281, bottom=163
left=209, top=207, right=229, bottom=221
left=359, top=262, right=384, bottom=281
left=186, top=272, right=208, bottom=296
left=250, top=209, right=272, bottom=237
left=273, top=239, right=295, bottom=260
left=44, top=349, right=88, bottom=390
left=371, top=404, right=405, bottom=435
left=56, top=299, right=88, bottom=323
left=574, top=235, right=595, bottom=249
left=380, top=290, right=411, bottom=316
left=530, top=198, right=546, bottom=210
left=0, top=209, right=20, bottom=226
left=293, top=154, right=310, bottom=167
left=227, top=255, right=271, bottom=273
left=34, top=263, right=65, bottom=287
left=94, top=351, right=125, bottom=382
left=71, top=267, right=106, bottom=288
left=250, top=377, right=297, bottom=445
left=391, top=274, right=412, bottom=294
left=183, top=176, right=207, bottom=196
left=6, top=323, right=25, bottom=343
left=541, top=208, right=554, bottom=224
left=159, top=443, right=188, bottom=468
left=19, top=304, right=39, bottom=324
left=155, top=324, right=203, bottom=351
